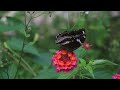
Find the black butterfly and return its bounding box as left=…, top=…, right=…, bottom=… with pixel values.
left=56, top=28, right=86, bottom=52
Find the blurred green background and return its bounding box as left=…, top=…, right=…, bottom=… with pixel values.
left=0, top=11, right=120, bottom=79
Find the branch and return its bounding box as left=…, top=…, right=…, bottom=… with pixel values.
left=14, top=11, right=33, bottom=79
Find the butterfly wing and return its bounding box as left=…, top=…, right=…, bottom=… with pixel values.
left=60, top=39, right=81, bottom=52
left=56, top=28, right=86, bottom=52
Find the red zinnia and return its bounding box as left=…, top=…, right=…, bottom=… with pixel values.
left=112, top=74, right=120, bottom=79
left=52, top=49, right=78, bottom=73
left=83, top=42, right=91, bottom=50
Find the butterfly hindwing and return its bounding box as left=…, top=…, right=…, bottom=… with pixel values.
left=60, top=39, right=81, bottom=52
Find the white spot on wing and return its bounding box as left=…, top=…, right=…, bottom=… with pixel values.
left=56, top=33, right=61, bottom=38
left=82, top=31, right=85, bottom=34
left=76, top=39, right=82, bottom=44
left=75, top=35, right=80, bottom=38
left=61, top=41, right=70, bottom=45
left=83, top=36, right=85, bottom=38
left=57, top=36, right=71, bottom=43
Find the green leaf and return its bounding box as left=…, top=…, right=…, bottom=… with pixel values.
left=0, top=69, right=9, bottom=79
left=84, top=69, right=113, bottom=79
left=58, top=67, right=79, bottom=79
left=35, top=68, right=60, bottom=79
left=93, top=68, right=113, bottom=79
left=79, top=58, right=86, bottom=67
left=24, top=43, right=40, bottom=56
left=8, top=64, right=17, bottom=79
left=0, top=24, right=24, bottom=32
left=4, top=42, right=36, bottom=77
left=31, top=33, right=39, bottom=45
left=87, top=60, right=94, bottom=66
left=8, top=52, right=36, bottom=77
left=0, top=17, right=25, bottom=34
left=85, top=65, right=95, bottom=78
left=75, top=47, right=87, bottom=58
left=6, top=38, right=40, bottom=56
left=92, top=59, right=118, bottom=66
left=49, top=49, right=56, bottom=54
left=33, top=53, right=52, bottom=68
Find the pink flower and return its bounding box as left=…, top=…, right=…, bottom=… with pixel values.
left=112, top=74, right=120, bottom=79
left=83, top=42, right=91, bottom=50
left=52, top=49, right=78, bottom=73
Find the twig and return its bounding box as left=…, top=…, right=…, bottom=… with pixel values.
left=26, top=14, right=33, bottom=27
left=33, top=11, right=45, bottom=18
left=14, top=36, right=26, bottom=78
left=14, top=11, right=33, bottom=79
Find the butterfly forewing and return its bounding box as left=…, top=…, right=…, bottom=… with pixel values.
left=56, top=28, right=86, bottom=52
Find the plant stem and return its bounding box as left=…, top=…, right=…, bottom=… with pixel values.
left=80, top=75, right=91, bottom=79
left=67, top=11, right=70, bottom=30
left=6, top=51, right=36, bottom=76
left=13, top=11, right=47, bottom=78
left=6, top=67, right=9, bottom=79
left=14, top=36, right=26, bottom=78
left=14, top=11, right=28, bottom=79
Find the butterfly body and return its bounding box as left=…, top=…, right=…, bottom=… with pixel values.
left=56, top=28, right=86, bottom=52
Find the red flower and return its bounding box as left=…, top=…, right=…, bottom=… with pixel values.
left=83, top=42, right=91, bottom=50
left=112, top=74, right=120, bottom=79
left=52, top=50, right=78, bottom=73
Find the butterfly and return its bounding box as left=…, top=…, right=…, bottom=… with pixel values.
left=55, top=28, right=86, bottom=52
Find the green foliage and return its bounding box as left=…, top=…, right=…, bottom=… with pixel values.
left=35, top=68, right=60, bottom=79
left=0, top=11, right=119, bottom=79
left=7, top=64, right=17, bottom=79
left=92, top=59, right=118, bottom=66
left=58, top=68, right=79, bottom=79
left=75, top=47, right=87, bottom=58
left=0, top=17, right=25, bottom=35
left=6, top=38, right=40, bottom=56
left=79, top=58, right=94, bottom=78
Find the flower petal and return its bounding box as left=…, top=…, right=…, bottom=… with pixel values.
left=52, top=49, right=78, bottom=73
